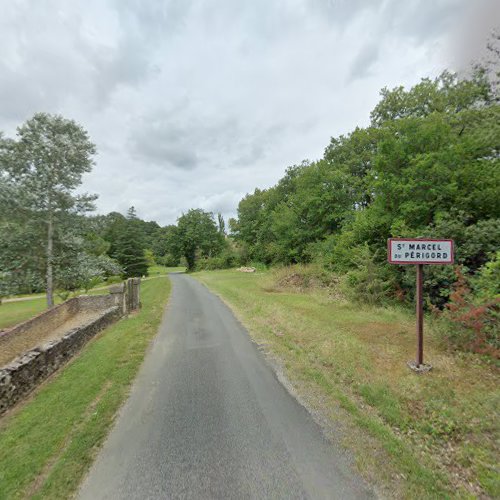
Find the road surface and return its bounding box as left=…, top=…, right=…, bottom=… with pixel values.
left=79, top=273, right=373, bottom=499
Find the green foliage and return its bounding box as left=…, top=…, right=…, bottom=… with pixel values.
left=55, top=253, right=121, bottom=295
left=473, top=251, right=500, bottom=300
left=175, top=209, right=224, bottom=270
left=151, top=225, right=179, bottom=259
left=105, top=275, right=123, bottom=285
left=269, top=263, right=338, bottom=292
left=113, top=236, right=149, bottom=279
left=441, top=267, right=499, bottom=357
left=0, top=113, right=97, bottom=305
left=217, top=212, right=226, bottom=235
left=156, top=253, right=180, bottom=267
left=230, top=70, right=500, bottom=326
left=370, top=71, right=490, bottom=125
left=341, top=244, right=392, bottom=305
left=195, top=243, right=244, bottom=271
left=110, top=209, right=149, bottom=278
left=144, top=249, right=156, bottom=267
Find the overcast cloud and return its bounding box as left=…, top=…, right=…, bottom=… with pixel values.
left=1, top=0, right=498, bottom=225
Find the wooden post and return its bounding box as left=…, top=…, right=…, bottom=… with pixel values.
left=416, top=264, right=424, bottom=366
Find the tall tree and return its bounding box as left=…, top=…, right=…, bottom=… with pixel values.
left=0, top=113, right=96, bottom=307
left=217, top=213, right=226, bottom=236
left=112, top=208, right=149, bottom=278
left=176, top=209, right=224, bottom=270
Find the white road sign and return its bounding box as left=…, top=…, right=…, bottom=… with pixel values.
left=388, top=239, right=454, bottom=265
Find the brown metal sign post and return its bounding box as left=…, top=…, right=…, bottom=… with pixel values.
left=388, top=238, right=454, bottom=372
left=416, top=263, right=424, bottom=366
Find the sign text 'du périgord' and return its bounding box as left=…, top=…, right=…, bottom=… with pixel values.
left=388, top=239, right=454, bottom=265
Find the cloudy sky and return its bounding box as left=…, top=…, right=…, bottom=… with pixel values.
left=1, top=0, right=498, bottom=225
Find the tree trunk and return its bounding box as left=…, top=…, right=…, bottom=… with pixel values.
left=46, top=215, right=54, bottom=308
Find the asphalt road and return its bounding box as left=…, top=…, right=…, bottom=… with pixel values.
left=79, top=273, right=373, bottom=500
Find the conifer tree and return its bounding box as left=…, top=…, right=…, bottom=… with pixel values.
left=112, top=208, right=149, bottom=278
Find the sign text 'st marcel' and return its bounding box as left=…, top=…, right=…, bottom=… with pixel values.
left=388, top=239, right=454, bottom=265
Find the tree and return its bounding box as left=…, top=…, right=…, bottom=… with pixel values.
left=230, top=69, right=499, bottom=307
left=175, top=209, right=224, bottom=270
left=217, top=213, right=226, bottom=236
left=111, top=208, right=149, bottom=278
left=55, top=253, right=122, bottom=297
left=151, top=224, right=180, bottom=266
left=0, top=113, right=97, bottom=307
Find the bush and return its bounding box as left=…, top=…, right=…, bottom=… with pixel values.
left=248, top=261, right=269, bottom=272
left=341, top=244, right=392, bottom=305
left=156, top=254, right=180, bottom=267
left=195, top=247, right=243, bottom=271
left=417, top=213, right=500, bottom=307
left=473, top=251, right=500, bottom=300
left=105, top=275, right=123, bottom=285
left=440, top=267, right=499, bottom=358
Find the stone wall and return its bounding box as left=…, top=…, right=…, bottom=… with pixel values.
left=0, top=306, right=120, bottom=415
left=0, top=279, right=140, bottom=349
left=0, top=295, right=113, bottom=349
left=0, top=278, right=141, bottom=415
left=0, top=298, right=80, bottom=347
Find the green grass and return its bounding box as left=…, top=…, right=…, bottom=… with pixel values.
left=194, top=269, right=500, bottom=499
left=147, top=265, right=185, bottom=276
left=0, top=276, right=171, bottom=500
left=0, top=298, right=48, bottom=330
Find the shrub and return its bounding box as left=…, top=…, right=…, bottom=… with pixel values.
left=156, top=254, right=180, bottom=267
left=473, top=251, right=500, bottom=300
left=441, top=267, right=499, bottom=358
left=195, top=247, right=243, bottom=271
left=341, top=244, right=392, bottom=305
left=105, top=275, right=123, bottom=285
left=418, top=213, right=500, bottom=307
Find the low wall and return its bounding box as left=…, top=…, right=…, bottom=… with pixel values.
left=0, top=278, right=142, bottom=416
left=0, top=295, right=114, bottom=349
left=77, top=294, right=115, bottom=312
left=0, top=306, right=120, bottom=415
left=0, top=298, right=80, bottom=347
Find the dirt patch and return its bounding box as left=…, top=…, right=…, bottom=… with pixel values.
left=0, top=311, right=104, bottom=367
left=269, top=266, right=341, bottom=296
left=276, top=272, right=337, bottom=291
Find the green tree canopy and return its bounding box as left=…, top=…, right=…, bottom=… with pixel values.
left=111, top=208, right=149, bottom=278
left=0, top=113, right=97, bottom=306
left=175, top=209, right=224, bottom=270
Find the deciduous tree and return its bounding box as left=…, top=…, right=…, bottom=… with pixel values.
left=0, top=113, right=97, bottom=307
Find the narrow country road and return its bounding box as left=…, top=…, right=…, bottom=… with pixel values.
left=79, top=273, right=373, bottom=499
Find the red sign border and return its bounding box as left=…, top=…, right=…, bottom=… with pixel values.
left=388, top=238, right=454, bottom=265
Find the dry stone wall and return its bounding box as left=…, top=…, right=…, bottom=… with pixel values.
left=0, top=278, right=141, bottom=416
left=0, top=307, right=119, bottom=415
left=0, top=298, right=80, bottom=345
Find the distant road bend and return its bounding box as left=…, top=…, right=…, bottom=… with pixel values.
left=79, top=273, right=373, bottom=499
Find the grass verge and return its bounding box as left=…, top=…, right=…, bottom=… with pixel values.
left=194, top=269, right=499, bottom=499
left=147, top=265, right=185, bottom=276
left=0, top=298, right=48, bottom=330
left=0, top=276, right=171, bottom=500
